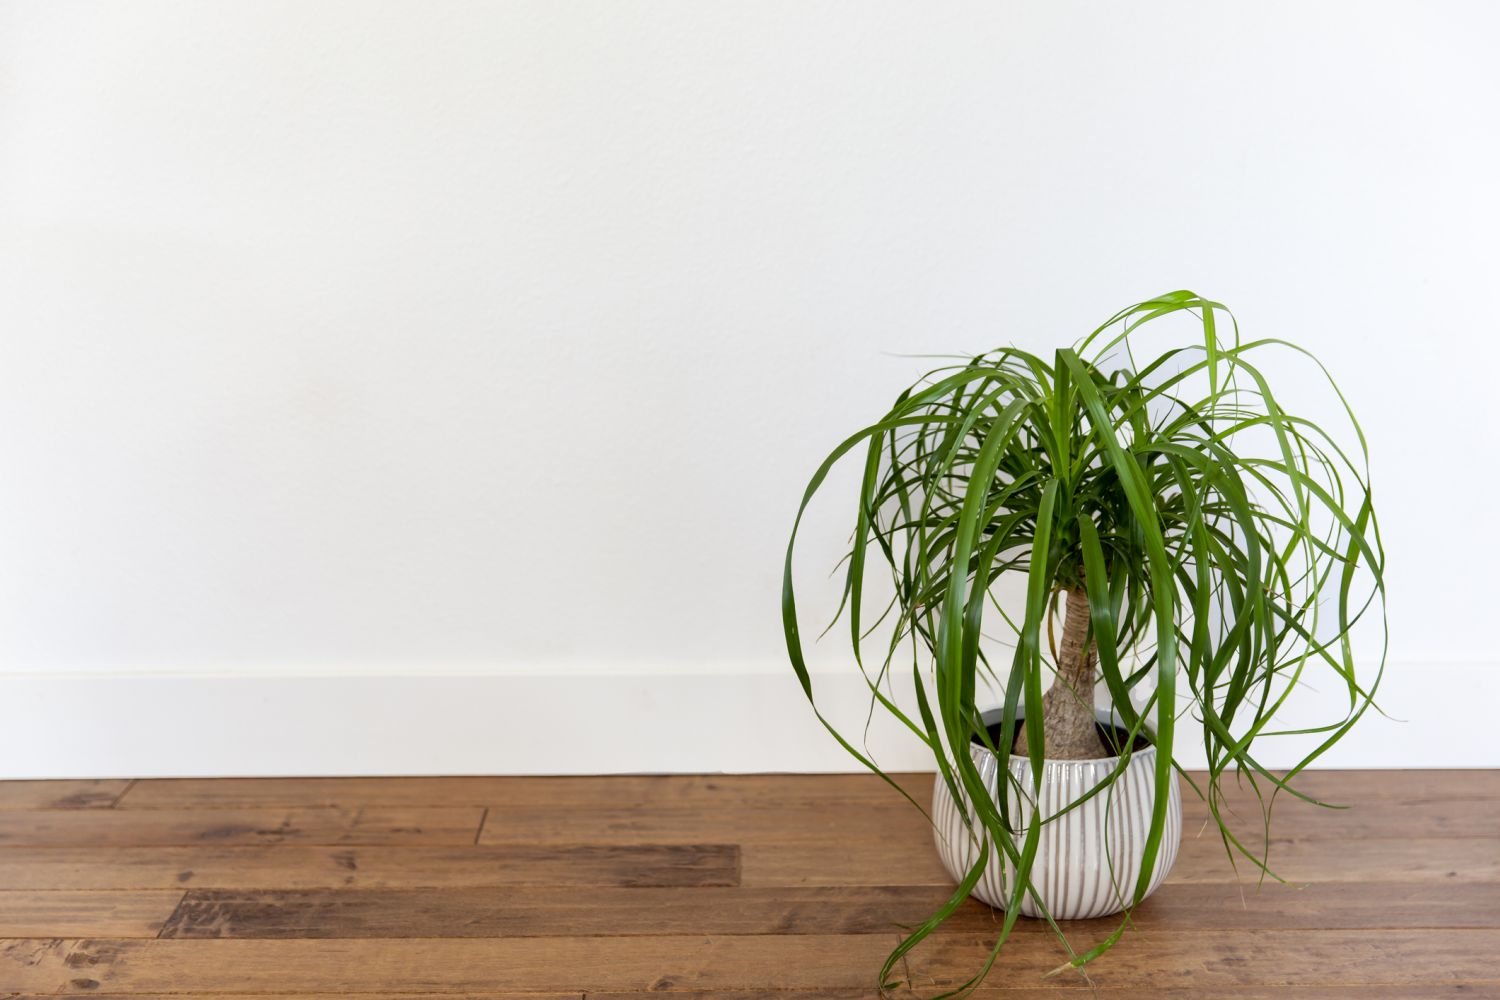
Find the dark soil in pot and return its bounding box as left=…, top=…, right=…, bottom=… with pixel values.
left=974, top=719, right=1154, bottom=757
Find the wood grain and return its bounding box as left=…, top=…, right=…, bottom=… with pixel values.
left=0, top=996, right=579, bottom=1000
left=0, top=992, right=1481, bottom=1000
left=601, top=993, right=1497, bottom=1000
left=901, top=929, right=1500, bottom=989
left=0, top=995, right=579, bottom=1000
left=0, top=891, right=183, bottom=937
left=0, top=843, right=739, bottom=890
left=471, top=796, right=1500, bottom=845
left=114, top=770, right=1500, bottom=811
left=0, top=806, right=485, bottom=847
left=115, top=774, right=1500, bottom=842
left=151, top=879, right=1500, bottom=939
left=740, top=835, right=1500, bottom=886
left=0, top=780, right=131, bottom=810
left=477, top=801, right=931, bottom=845
left=115, top=773, right=936, bottom=810
left=1178, top=793, right=1500, bottom=839
left=4, top=932, right=1496, bottom=994
left=0, top=936, right=902, bottom=993
left=1184, top=768, right=1500, bottom=800
left=584, top=992, right=1488, bottom=1000
left=471, top=797, right=1497, bottom=846
left=0, top=996, right=581, bottom=1000
left=156, top=885, right=958, bottom=939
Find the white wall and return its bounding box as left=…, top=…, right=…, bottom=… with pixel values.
left=2, top=1, right=1496, bottom=775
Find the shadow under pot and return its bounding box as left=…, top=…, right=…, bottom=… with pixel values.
left=930, top=707, right=1182, bottom=920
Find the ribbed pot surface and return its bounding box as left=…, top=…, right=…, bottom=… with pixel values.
left=931, top=729, right=1181, bottom=919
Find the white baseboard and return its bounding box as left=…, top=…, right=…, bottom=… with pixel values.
left=1, top=661, right=1490, bottom=778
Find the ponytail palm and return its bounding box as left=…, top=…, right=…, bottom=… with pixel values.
left=781, top=291, right=1385, bottom=994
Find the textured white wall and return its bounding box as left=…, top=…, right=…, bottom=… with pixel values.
left=1, top=2, right=1496, bottom=773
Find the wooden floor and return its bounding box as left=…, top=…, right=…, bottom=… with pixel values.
left=0, top=771, right=1495, bottom=998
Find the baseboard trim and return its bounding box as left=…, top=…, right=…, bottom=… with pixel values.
left=1, top=661, right=1489, bottom=777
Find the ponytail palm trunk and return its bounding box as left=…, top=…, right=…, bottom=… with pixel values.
left=1015, top=587, right=1107, bottom=760
left=781, top=291, right=1385, bottom=997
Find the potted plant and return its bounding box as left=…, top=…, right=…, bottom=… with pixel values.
left=781, top=291, right=1385, bottom=995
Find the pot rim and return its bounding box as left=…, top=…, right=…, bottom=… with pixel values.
left=970, top=706, right=1159, bottom=766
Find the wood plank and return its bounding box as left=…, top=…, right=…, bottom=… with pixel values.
left=115, top=773, right=936, bottom=810
left=741, top=836, right=1500, bottom=886
left=467, top=796, right=1496, bottom=846
left=0, top=996, right=581, bottom=1000
left=112, top=771, right=1500, bottom=812
left=0, top=806, right=485, bottom=847
left=934, top=880, right=1500, bottom=934
left=156, top=885, right=960, bottom=939
left=477, top=801, right=931, bottom=845
left=584, top=992, right=1485, bottom=1000
left=900, top=929, right=1500, bottom=989
left=0, top=843, right=738, bottom=890
left=1, top=784, right=1471, bottom=851
left=1179, top=793, right=1500, bottom=840
left=1069, top=880, right=1500, bottom=931
left=1169, top=836, right=1500, bottom=884
left=605, top=993, right=1490, bottom=1000
left=151, top=878, right=1500, bottom=940
left=1185, top=769, right=1500, bottom=801
left=0, top=940, right=76, bottom=994
left=0, top=892, right=183, bottom=937
left=0, top=991, right=1477, bottom=1000
left=4, top=932, right=1494, bottom=993
left=0, top=996, right=579, bottom=1000
left=0, top=935, right=901, bottom=992
left=731, top=835, right=972, bottom=886
left=1005, top=994, right=1485, bottom=1000
left=915, top=773, right=1500, bottom=840
left=0, top=780, right=131, bottom=811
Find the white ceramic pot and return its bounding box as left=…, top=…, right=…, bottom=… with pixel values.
left=931, top=708, right=1181, bottom=919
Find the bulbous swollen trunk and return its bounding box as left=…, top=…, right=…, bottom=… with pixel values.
left=1014, top=587, right=1109, bottom=760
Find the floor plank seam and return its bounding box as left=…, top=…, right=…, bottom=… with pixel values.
left=108, top=781, right=137, bottom=809
left=155, top=891, right=191, bottom=940
left=892, top=929, right=914, bottom=994
left=474, top=807, right=489, bottom=846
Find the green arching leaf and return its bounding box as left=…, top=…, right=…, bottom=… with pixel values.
left=1018, top=478, right=1061, bottom=783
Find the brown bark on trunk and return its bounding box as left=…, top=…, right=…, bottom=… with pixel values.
left=1013, top=587, right=1109, bottom=760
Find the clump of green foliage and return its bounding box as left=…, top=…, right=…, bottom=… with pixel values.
left=782, top=291, right=1385, bottom=994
